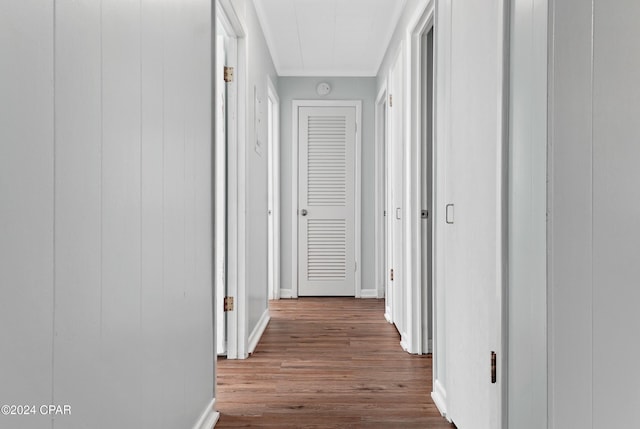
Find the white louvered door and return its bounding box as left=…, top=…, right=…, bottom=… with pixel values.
left=298, top=106, right=356, bottom=296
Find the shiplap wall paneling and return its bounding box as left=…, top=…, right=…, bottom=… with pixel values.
left=0, top=2, right=54, bottom=428
left=101, top=1, right=143, bottom=427
left=548, top=0, right=594, bottom=427
left=53, top=1, right=103, bottom=426
left=592, top=1, right=640, bottom=425
left=140, top=0, right=167, bottom=426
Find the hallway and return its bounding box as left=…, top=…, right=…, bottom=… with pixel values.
left=215, top=298, right=455, bottom=428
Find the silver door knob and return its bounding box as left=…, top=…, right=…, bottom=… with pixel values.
left=301, top=209, right=308, bottom=216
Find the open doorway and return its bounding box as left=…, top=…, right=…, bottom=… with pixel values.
left=420, top=26, right=434, bottom=353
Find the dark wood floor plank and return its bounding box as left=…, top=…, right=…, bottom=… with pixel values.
left=215, top=297, right=455, bottom=428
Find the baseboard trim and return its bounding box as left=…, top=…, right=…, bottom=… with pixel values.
left=400, top=338, right=410, bottom=353
left=431, top=379, right=449, bottom=420
left=279, top=289, right=295, bottom=299
left=247, top=308, right=270, bottom=354
left=359, top=289, right=379, bottom=298
left=192, top=398, right=220, bottom=429
left=384, top=312, right=393, bottom=324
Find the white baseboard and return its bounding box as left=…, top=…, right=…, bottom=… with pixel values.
left=431, top=380, right=449, bottom=420
left=400, top=337, right=410, bottom=353
left=359, top=289, right=379, bottom=298
left=384, top=312, right=393, bottom=323
left=192, top=398, right=220, bottom=429
left=247, top=308, right=270, bottom=354
left=279, top=289, right=295, bottom=298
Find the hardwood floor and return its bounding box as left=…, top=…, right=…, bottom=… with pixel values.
left=215, top=298, right=455, bottom=428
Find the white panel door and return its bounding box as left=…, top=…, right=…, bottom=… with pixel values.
left=442, top=1, right=505, bottom=428
left=388, top=47, right=405, bottom=339
left=298, top=106, right=356, bottom=296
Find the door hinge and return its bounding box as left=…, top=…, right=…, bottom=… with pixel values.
left=223, top=296, right=234, bottom=312
left=389, top=94, right=393, bottom=107
left=224, top=66, right=234, bottom=83
left=491, top=351, right=497, bottom=383
left=390, top=268, right=394, bottom=281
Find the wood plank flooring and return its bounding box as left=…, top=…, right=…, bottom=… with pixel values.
left=215, top=298, right=455, bottom=428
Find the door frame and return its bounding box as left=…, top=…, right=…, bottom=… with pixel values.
left=266, top=76, right=280, bottom=301
left=413, top=10, right=435, bottom=355
left=214, top=11, right=231, bottom=356
left=406, top=0, right=435, bottom=356
left=291, top=100, right=362, bottom=298
left=216, top=0, right=246, bottom=359
left=374, top=85, right=388, bottom=303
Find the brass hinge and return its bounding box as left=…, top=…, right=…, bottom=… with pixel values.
left=389, top=94, right=393, bottom=107
left=390, top=268, right=394, bottom=281
left=491, top=351, right=497, bottom=383
left=223, top=296, right=234, bottom=312
left=224, top=66, right=234, bottom=83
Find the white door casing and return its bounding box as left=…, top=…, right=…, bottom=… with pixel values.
left=266, top=76, right=280, bottom=301
left=216, top=0, right=245, bottom=359
left=375, top=85, right=390, bottom=312
left=293, top=101, right=361, bottom=297
left=214, top=24, right=228, bottom=355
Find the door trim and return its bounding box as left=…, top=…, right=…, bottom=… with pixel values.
left=266, top=76, right=280, bottom=301
left=374, top=85, right=388, bottom=302
left=216, top=0, right=246, bottom=359
left=291, top=100, right=362, bottom=298
left=407, top=0, right=435, bottom=356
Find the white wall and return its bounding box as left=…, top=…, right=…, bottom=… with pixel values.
left=548, top=1, right=640, bottom=427
left=0, top=1, right=214, bottom=428
left=508, top=0, right=548, bottom=428
left=232, top=0, right=279, bottom=344
left=278, top=77, right=376, bottom=297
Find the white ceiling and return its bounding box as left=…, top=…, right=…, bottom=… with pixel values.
left=253, top=0, right=407, bottom=77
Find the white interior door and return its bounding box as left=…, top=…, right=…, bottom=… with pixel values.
left=381, top=98, right=393, bottom=321
left=298, top=106, right=356, bottom=296
left=441, top=1, right=505, bottom=427
left=388, top=47, right=406, bottom=340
